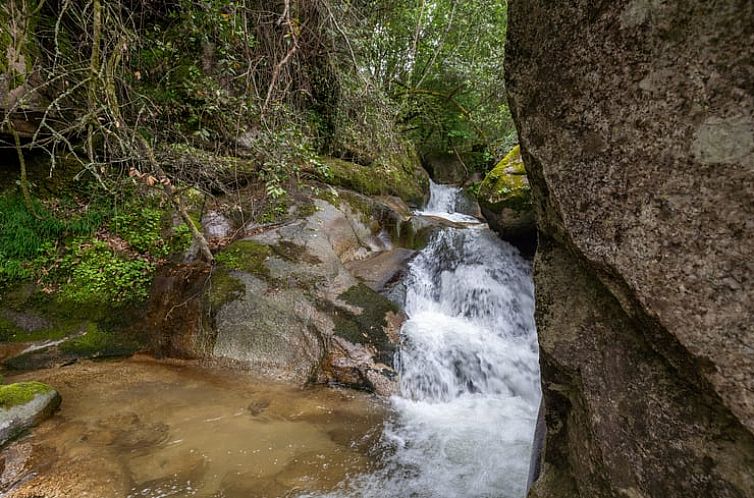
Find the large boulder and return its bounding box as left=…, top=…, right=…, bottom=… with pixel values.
left=0, top=382, right=60, bottom=446
left=422, top=151, right=468, bottom=185
left=478, top=145, right=536, bottom=255
left=506, top=1, right=754, bottom=497
left=147, top=188, right=423, bottom=394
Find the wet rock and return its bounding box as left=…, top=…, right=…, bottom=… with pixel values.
left=212, top=273, right=325, bottom=383
left=0, top=310, right=51, bottom=333
left=247, top=399, right=270, bottom=416
left=204, top=196, right=410, bottom=389
left=454, top=188, right=483, bottom=219
left=345, top=248, right=416, bottom=293
left=423, top=151, right=469, bottom=185
left=477, top=145, right=536, bottom=255
left=86, top=412, right=169, bottom=449
left=506, top=1, right=754, bottom=496
left=0, top=382, right=61, bottom=447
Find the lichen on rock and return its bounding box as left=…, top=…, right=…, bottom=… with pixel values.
left=477, top=145, right=536, bottom=254
left=505, top=0, right=754, bottom=496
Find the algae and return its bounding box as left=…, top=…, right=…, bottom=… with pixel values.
left=331, top=284, right=399, bottom=363
left=207, top=269, right=246, bottom=310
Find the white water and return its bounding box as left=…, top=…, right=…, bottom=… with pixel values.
left=415, top=180, right=480, bottom=224
left=309, top=183, right=541, bottom=498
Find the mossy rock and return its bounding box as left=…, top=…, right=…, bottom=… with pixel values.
left=331, top=283, right=399, bottom=364
left=318, top=154, right=429, bottom=207
left=59, top=324, right=140, bottom=358
left=207, top=269, right=246, bottom=310
left=214, top=240, right=272, bottom=279
left=0, top=381, right=55, bottom=409
left=477, top=145, right=537, bottom=255
left=0, top=381, right=61, bottom=447
left=4, top=323, right=141, bottom=370
left=478, top=145, right=532, bottom=213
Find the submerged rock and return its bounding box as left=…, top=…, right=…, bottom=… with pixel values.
left=0, top=382, right=61, bottom=446
left=506, top=1, right=754, bottom=497
left=478, top=145, right=536, bottom=255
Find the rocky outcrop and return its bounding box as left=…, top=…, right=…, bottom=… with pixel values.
left=146, top=186, right=432, bottom=395
left=0, top=382, right=60, bottom=446
left=422, top=151, right=469, bottom=185
left=478, top=145, right=536, bottom=255
left=505, top=1, right=754, bottom=497
left=319, top=153, right=430, bottom=208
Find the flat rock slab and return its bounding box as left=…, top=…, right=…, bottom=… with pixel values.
left=345, top=248, right=416, bottom=292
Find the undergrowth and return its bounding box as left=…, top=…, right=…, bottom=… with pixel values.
left=0, top=187, right=191, bottom=306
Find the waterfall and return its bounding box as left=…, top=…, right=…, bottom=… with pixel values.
left=415, top=180, right=480, bottom=224
left=309, top=183, right=541, bottom=498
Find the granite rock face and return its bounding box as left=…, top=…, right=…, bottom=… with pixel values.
left=505, top=1, right=754, bottom=496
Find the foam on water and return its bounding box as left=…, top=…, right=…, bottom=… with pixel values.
left=306, top=182, right=541, bottom=498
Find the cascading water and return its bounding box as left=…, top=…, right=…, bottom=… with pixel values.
left=416, top=180, right=480, bottom=224
left=309, top=182, right=541, bottom=498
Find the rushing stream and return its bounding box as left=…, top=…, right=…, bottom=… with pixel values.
left=313, top=182, right=541, bottom=498
left=4, top=183, right=540, bottom=498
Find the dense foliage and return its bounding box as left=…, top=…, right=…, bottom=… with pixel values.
left=359, top=0, right=514, bottom=158
left=0, top=0, right=513, bottom=301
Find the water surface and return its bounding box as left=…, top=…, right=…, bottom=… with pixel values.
left=4, top=357, right=384, bottom=498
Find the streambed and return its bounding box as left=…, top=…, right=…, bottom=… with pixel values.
left=2, top=357, right=384, bottom=498
left=3, top=183, right=540, bottom=498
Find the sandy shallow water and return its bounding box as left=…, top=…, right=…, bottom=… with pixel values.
left=1, top=356, right=385, bottom=498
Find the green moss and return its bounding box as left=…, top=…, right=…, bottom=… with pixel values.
left=270, top=241, right=322, bottom=265
left=0, top=382, right=54, bottom=409
left=215, top=240, right=272, bottom=278
left=314, top=187, right=342, bottom=207
left=207, top=269, right=246, bottom=309
left=318, top=152, right=428, bottom=207
left=339, top=191, right=376, bottom=225
left=59, top=323, right=139, bottom=358
left=478, top=145, right=532, bottom=213
left=0, top=316, right=25, bottom=342
left=296, top=202, right=318, bottom=218
left=0, top=314, right=77, bottom=344
left=331, top=284, right=399, bottom=363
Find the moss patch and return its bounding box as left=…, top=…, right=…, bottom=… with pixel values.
left=214, top=240, right=272, bottom=278
left=0, top=381, right=54, bottom=409
left=478, top=145, right=532, bottom=213
left=207, top=269, right=246, bottom=310
left=318, top=154, right=428, bottom=207
left=0, top=314, right=77, bottom=344
left=332, top=284, right=398, bottom=363
left=58, top=323, right=139, bottom=358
